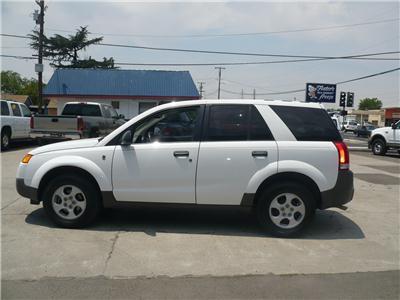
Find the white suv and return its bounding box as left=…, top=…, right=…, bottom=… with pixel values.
left=16, top=100, right=354, bottom=237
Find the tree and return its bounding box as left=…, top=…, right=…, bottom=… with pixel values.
left=1, top=70, right=41, bottom=104
left=358, top=98, right=382, bottom=110
left=1, top=71, right=27, bottom=94
left=29, top=26, right=115, bottom=69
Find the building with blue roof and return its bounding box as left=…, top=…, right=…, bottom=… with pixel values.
left=44, top=68, right=200, bottom=118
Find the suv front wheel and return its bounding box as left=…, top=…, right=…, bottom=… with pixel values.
left=256, top=183, right=316, bottom=237
left=42, top=175, right=102, bottom=228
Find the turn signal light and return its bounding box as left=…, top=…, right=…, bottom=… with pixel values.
left=21, top=154, right=33, bottom=164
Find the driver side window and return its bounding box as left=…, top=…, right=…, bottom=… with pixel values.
left=132, top=106, right=200, bottom=143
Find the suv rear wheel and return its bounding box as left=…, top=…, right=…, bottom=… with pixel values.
left=256, top=183, right=316, bottom=237
left=1, top=128, right=11, bottom=151
left=42, top=175, right=102, bottom=228
left=372, top=138, right=386, bottom=155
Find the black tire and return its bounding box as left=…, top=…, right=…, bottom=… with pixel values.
left=372, top=139, right=386, bottom=156
left=42, top=174, right=102, bottom=228
left=256, top=182, right=316, bottom=238
left=1, top=128, right=11, bottom=151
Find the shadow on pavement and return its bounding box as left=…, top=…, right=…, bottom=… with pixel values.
left=25, top=204, right=364, bottom=240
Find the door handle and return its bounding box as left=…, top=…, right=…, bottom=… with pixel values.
left=173, top=151, right=189, bottom=157
left=252, top=150, right=268, bottom=157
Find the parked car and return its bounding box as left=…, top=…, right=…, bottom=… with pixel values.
left=16, top=100, right=354, bottom=237
left=342, top=121, right=358, bottom=132
left=368, top=120, right=400, bottom=155
left=30, top=102, right=125, bottom=143
left=354, top=125, right=376, bottom=137
left=1, top=99, right=32, bottom=150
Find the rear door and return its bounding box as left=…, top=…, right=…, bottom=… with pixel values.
left=196, top=104, right=278, bottom=205
left=19, top=104, right=32, bottom=137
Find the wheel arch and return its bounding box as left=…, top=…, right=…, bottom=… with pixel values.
left=2, top=125, right=12, bottom=136
left=370, top=134, right=386, bottom=144
left=37, top=166, right=102, bottom=202
left=253, top=172, right=321, bottom=208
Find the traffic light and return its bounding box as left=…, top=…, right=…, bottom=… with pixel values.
left=339, top=92, right=346, bottom=107
left=347, top=92, right=354, bottom=107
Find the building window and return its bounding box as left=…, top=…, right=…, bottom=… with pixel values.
left=111, top=101, right=120, bottom=109
left=139, top=102, right=157, bottom=114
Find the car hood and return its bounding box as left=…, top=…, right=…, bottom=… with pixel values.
left=30, top=138, right=100, bottom=155
left=372, top=126, right=390, bottom=135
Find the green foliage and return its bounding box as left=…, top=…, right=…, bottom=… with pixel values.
left=358, top=98, right=382, bottom=110
left=1, top=70, right=41, bottom=104
left=29, top=26, right=115, bottom=69
left=1, top=71, right=27, bottom=94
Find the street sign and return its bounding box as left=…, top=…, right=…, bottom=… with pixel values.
left=306, top=83, right=336, bottom=103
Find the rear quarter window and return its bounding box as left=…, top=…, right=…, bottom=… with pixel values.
left=1, top=101, right=10, bottom=116
left=270, top=105, right=342, bottom=142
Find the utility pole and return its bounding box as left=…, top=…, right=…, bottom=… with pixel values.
left=215, top=67, right=225, bottom=99
left=34, top=0, right=45, bottom=113
left=253, top=89, right=256, bottom=99
left=197, top=81, right=205, bottom=99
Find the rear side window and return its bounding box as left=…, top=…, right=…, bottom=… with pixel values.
left=270, top=105, right=342, bottom=141
left=62, top=104, right=102, bottom=117
left=1, top=101, right=10, bottom=116
left=205, top=105, right=274, bottom=141
left=10, top=103, right=21, bottom=117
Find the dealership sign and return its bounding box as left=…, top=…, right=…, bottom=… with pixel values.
left=305, top=83, right=336, bottom=103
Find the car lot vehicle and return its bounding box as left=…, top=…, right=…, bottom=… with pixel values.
left=30, top=102, right=125, bottom=142
left=1, top=99, right=32, bottom=150
left=16, top=100, right=354, bottom=237
left=354, top=124, right=376, bottom=137
left=342, top=121, right=358, bottom=132
left=368, top=120, right=400, bottom=155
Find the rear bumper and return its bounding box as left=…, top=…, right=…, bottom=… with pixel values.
left=30, top=131, right=81, bottom=140
left=319, top=170, right=354, bottom=209
left=16, top=178, right=40, bottom=204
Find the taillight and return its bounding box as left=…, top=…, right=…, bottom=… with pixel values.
left=30, top=116, right=34, bottom=129
left=334, top=141, right=349, bottom=170
left=77, top=117, right=85, bottom=131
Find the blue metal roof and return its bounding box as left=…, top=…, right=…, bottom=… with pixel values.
left=44, top=69, right=200, bottom=98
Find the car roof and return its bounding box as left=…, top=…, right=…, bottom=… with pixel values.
left=0, top=99, right=26, bottom=105
left=156, top=99, right=324, bottom=109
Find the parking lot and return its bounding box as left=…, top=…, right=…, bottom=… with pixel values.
left=1, top=145, right=399, bottom=298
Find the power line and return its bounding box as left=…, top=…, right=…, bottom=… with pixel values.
left=221, top=67, right=400, bottom=96
left=1, top=33, right=399, bottom=61
left=45, top=17, right=400, bottom=38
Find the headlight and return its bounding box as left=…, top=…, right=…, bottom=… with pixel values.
left=21, top=154, right=33, bottom=164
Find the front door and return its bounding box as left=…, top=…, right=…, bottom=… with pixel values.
left=112, top=105, right=203, bottom=203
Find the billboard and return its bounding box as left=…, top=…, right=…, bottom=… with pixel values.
left=305, top=83, right=336, bottom=103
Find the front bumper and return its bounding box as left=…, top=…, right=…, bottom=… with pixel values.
left=319, top=170, right=354, bottom=209
left=16, top=178, right=40, bottom=204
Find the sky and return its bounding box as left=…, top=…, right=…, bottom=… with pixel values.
left=1, top=0, right=399, bottom=108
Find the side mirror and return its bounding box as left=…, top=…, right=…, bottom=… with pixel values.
left=119, top=114, right=125, bottom=119
left=391, top=123, right=397, bottom=129
left=121, top=131, right=132, bottom=146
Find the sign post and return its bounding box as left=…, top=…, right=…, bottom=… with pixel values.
left=305, top=83, right=336, bottom=103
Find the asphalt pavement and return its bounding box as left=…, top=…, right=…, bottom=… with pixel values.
left=1, top=144, right=399, bottom=299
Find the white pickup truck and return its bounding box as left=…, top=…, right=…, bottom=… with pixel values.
left=368, top=120, right=400, bottom=155
left=1, top=99, right=32, bottom=150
